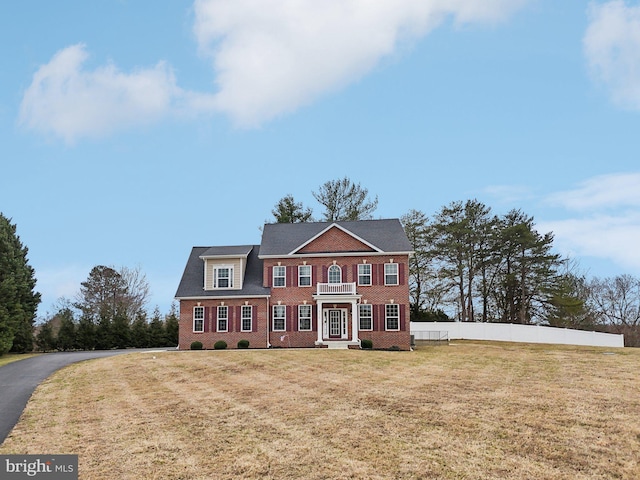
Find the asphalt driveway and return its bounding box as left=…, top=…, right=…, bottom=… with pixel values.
left=0, top=349, right=161, bottom=444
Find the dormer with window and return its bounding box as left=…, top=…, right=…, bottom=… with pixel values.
left=200, top=245, right=253, bottom=291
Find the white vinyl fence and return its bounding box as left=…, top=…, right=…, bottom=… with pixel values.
left=411, top=322, right=624, bottom=348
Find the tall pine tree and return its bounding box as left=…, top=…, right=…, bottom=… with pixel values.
left=0, top=213, right=41, bottom=354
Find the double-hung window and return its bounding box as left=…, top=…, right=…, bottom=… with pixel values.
left=359, top=304, right=372, bottom=330
left=241, top=305, right=252, bottom=332
left=385, top=304, right=399, bottom=331
left=384, top=263, right=398, bottom=285
left=193, top=306, right=204, bottom=332
left=298, top=305, right=312, bottom=331
left=298, top=265, right=311, bottom=287
left=273, top=266, right=286, bottom=287
left=358, top=264, right=371, bottom=286
left=217, top=306, right=228, bottom=332
left=213, top=266, right=233, bottom=288
left=273, top=305, right=286, bottom=331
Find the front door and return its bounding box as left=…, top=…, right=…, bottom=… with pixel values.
left=324, top=309, right=347, bottom=339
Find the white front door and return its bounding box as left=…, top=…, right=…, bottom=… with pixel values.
left=324, top=309, right=347, bottom=339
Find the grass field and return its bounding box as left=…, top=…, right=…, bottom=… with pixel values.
left=0, top=353, right=39, bottom=368
left=1, top=342, right=639, bottom=479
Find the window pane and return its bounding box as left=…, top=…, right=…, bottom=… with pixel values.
left=273, top=305, right=286, bottom=331
left=299, top=265, right=311, bottom=286
left=273, top=266, right=286, bottom=287
left=385, top=304, right=399, bottom=330
left=385, top=263, right=398, bottom=285
left=358, top=264, right=371, bottom=285
left=242, top=306, right=252, bottom=331
left=299, top=305, right=312, bottom=330
left=218, top=306, right=228, bottom=331
left=359, top=304, right=372, bottom=330
left=194, top=307, right=204, bottom=332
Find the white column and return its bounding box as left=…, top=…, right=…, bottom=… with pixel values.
left=351, top=299, right=358, bottom=342
left=316, top=300, right=323, bottom=344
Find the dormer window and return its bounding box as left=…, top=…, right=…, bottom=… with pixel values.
left=213, top=266, right=234, bottom=289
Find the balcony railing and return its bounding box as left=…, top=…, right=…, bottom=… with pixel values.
left=316, top=282, right=357, bottom=295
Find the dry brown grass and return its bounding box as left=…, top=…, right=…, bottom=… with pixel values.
left=1, top=342, right=639, bottom=479
left=0, top=353, right=40, bottom=367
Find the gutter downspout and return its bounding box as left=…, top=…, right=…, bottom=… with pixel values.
left=266, top=296, right=271, bottom=348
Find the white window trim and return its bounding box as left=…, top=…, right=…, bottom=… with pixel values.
left=298, top=305, right=312, bottom=331
left=359, top=304, right=373, bottom=331
left=298, top=265, right=312, bottom=287
left=384, top=263, right=399, bottom=286
left=193, top=306, right=204, bottom=333
left=272, top=305, right=286, bottom=332
left=358, top=264, right=371, bottom=286
left=241, top=305, right=252, bottom=332
left=217, top=306, right=228, bottom=332
left=213, top=265, right=234, bottom=289
left=273, top=265, right=286, bottom=288
left=385, top=304, right=400, bottom=331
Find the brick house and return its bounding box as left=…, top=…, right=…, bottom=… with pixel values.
left=175, top=219, right=413, bottom=350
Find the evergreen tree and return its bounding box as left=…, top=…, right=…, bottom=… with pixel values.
left=493, top=210, right=562, bottom=324
left=429, top=200, right=494, bottom=322
left=148, top=307, right=165, bottom=347
left=0, top=213, right=41, bottom=355
left=271, top=194, right=314, bottom=223
left=75, top=266, right=125, bottom=322
left=56, top=308, right=76, bottom=351
left=95, top=315, right=113, bottom=350
left=130, top=310, right=149, bottom=348
left=111, top=312, right=131, bottom=349
left=164, top=303, right=179, bottom=347
left=76, top=314, right=96, bottom=350
left=35, top=322, right=56, bottom=352
left=401, top=209, right=450, bottom=321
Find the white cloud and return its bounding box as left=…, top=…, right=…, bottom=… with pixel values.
left=584, top=0, right=640, bottom=110
left=194, top=0, right=529, bottom=126
left=540, top=214, right=640, bottom=271
left=546, top=172, right=640, bottom=211
left=539, top=172, right=640, bottom=274
left=19, top=1, right=529, bottom=141
left=19, top=44, right=184, bottom=143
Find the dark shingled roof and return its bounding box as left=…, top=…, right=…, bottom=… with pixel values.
left=175, top=245, right=270, bottom=299
left=258, top=219, right=412, bottom=257
left=200, top=245, right=253, bottom=257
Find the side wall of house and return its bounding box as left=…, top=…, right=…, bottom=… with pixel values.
left=179, top=297, right=269, bottom=349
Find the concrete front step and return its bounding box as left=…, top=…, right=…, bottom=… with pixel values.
left=325, top=341, right=360, bottom=350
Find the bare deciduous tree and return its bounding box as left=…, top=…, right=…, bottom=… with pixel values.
left=312, top=177, right=378, bottom=222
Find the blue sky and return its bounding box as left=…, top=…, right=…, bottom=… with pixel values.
left=2, top=0, right=640, bottom=318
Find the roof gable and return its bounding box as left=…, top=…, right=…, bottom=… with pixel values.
left=293, top=224, right=379, bottom=254
left=258, top=219, right=413, bottom=257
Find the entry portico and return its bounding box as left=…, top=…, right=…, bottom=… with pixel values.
left=313, top=281, right=361, bottom=347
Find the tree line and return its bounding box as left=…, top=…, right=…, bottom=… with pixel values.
left=399, top=201, right=640, bottom=345
left=3, top=177, right=640, bottom=355
left=34, top=266, right=179, bottom=352
left=0, top=211, right=178, bottom=355
left=272, top=180, right=640, bottom=346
